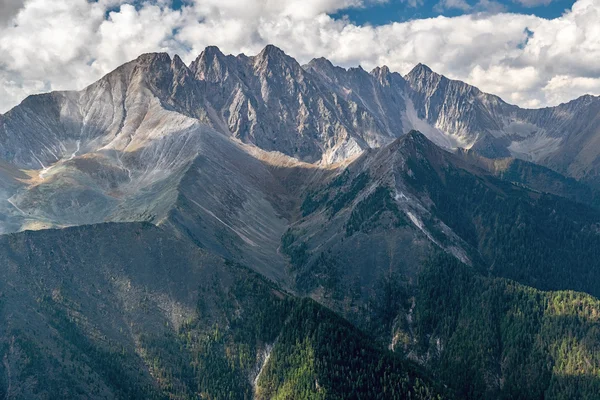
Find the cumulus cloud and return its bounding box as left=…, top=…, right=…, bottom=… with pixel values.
left=0, top=0, right=599, bottom=113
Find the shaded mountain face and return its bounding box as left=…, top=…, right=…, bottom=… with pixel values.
left=284, top=131, right=600, bottom=320
left=0, top=222, right=447, bottom=400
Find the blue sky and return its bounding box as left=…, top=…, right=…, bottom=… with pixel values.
left=332, top=0, right=576, bottom=24
left=138, top=0, right=578, bottom=23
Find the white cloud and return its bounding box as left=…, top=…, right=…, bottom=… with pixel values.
left=473, top=0, right=508, bottom=13
left=434, top=0, right=472, bottom=13
left=543, top=75, right=600, bottom=105
left=0, top=0, right=600, bottom=113
left=513, top=0, right=554, bottom=7
left=401, top=0, right=426, bottom=8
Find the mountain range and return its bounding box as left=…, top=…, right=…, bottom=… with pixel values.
left=2, top=45, right=600, bottom=399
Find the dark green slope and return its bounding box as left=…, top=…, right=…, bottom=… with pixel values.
left=256, top=299, right=444, bottom=400
left=414, top=254, right=600, bottom=400
left=277, top=131, right=600, bottom=399
left=399, top=133, right=600, bottom=297
left=288, top=131, right=600, bottom=306
left=0, top=222, right=446, bottom=400
left=455, top=148, right=600, bottom=208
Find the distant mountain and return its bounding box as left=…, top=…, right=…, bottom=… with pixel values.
left=190, top=45, right=408, bottom=163
left=1, top=44, right=600, bottom=309
left=405, top=64, right=600, bottom=186
left=2, top=45, right=600, bottom=186
left=2, top=45, right=600, bottom=399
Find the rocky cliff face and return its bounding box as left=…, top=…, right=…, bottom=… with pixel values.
left=405, top=63, right=515, bottom=150
left=404, top=63, right=600, bottom=185
left=190, top=45, right=410, bottom=163
left=3, top=44, right=600, bottom=284
left=4, top=45, right=600, bottom=179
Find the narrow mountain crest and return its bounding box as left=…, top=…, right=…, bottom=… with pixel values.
left=190, top=45, right=232, bottom=82
left=253, top=44, right=298, bottom=68
left=405, top=63, right=436, bottom=80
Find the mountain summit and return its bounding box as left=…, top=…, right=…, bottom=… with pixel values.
left=3, top=45, right=600, bottom=182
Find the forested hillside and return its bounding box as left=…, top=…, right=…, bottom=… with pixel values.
left=0, top=223, right=447, bottom=400
left=413, top=254, right=600, bottom=399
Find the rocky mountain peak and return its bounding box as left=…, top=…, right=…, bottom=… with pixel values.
left=172, top=54, right=185, bottom=69
left=127, top=52, right=195, bottom=88
left=260, top=44, right=286, bottom=57
left=306, top=56, right=335, bottom=71
left=406, top=63, right=434, bottom=78
left=394, top=129, right=439, bottom=156
left=253, top=44, right=296, bottom=67
left=134, top=52, right=173, bottom=69
left=567, top=93, right=600, bottom=107
left=405, top=63, right=443, bottom=91
left=404, top=129, right=430, bottom=142
left=190, top=45, right=232, bottom=82
left=405, top=62, right=490, bottom=101
left=348, top=65, right=368, bottom=76
left=303, top=57, right=349, bottom=87
left=371, top=65, right=390, bottom=76
left=304, top=57, right=339, bottom=79
left=370, top=65, right=395, bottom=86
left=201, top=45, right=225, bottom=59
left=369, top=130, right=445, bottom=172
left=250, top=44, right=308, bottom=94
left=98, top=51, right=176, bottom=90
